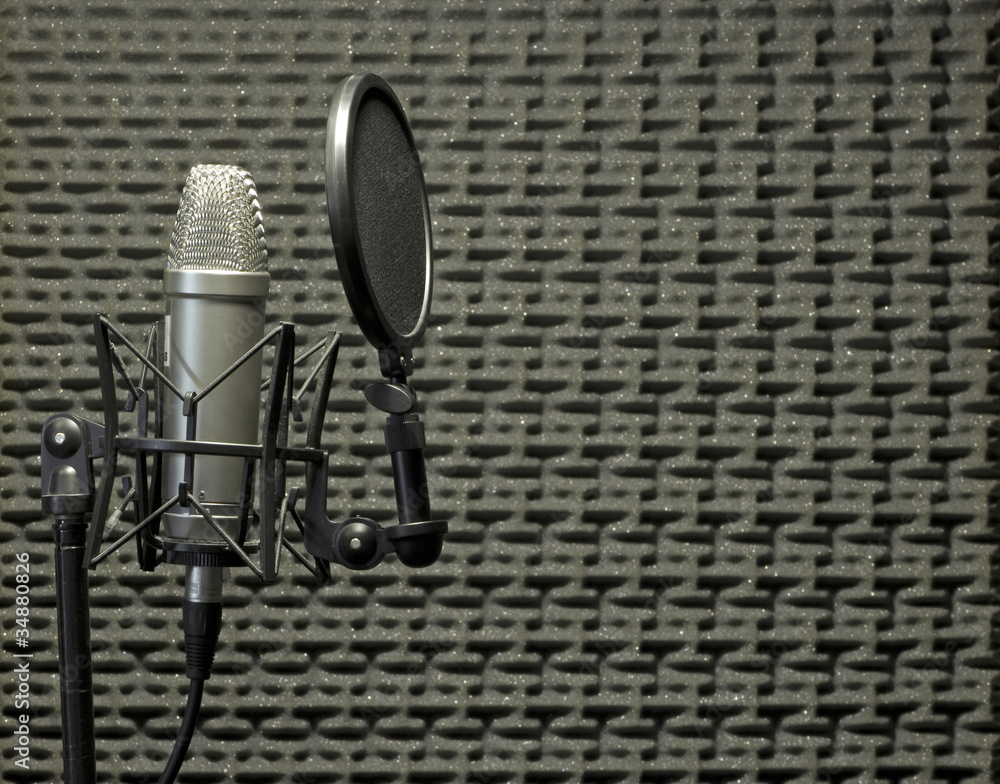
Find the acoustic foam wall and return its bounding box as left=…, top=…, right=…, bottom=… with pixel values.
left=0, top=2, right=997, bottom=782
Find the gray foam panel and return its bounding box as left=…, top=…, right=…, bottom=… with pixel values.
left=0, top=2, right=997, bottom=783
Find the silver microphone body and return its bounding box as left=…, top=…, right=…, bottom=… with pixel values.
left=158, top=165, right=269, bottom=575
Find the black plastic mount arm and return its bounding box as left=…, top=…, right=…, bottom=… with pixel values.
left=300, top=378, right=446, bottom=572
left=299, top=451, right=446, bottom=572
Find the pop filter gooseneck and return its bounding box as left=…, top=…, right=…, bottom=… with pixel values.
left=324, top=73, right=443, bottom=567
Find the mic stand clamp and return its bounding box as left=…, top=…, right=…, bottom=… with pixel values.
left=41, top=415, right=103, bottom=518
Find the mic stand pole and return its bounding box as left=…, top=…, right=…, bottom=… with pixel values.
left=41, top=414, right=101, bottom=784
left=53, top=513, right=96, bottom=784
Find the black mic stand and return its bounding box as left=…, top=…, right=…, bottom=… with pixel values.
left=40, top=415, right=102, bottom=784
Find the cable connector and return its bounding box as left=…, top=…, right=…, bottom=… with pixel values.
left=182, top=601, right=222, bottom=681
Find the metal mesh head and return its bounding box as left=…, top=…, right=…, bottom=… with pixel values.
left=351, top=93, right=427, bottom=337
left=167, top=164, right=268, bottom=272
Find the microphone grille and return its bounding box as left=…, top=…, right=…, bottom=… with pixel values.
left=168, top=164, right=268, bottom=273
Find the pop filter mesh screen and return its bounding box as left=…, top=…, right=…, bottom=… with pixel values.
left=0, top=2, right=997, bottom=783
left=350, top=92, right=428, bottom=339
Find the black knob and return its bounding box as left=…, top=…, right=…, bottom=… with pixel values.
left=364, top=382, right=416, bottom=414
left=336, top=519, right=380, bottom=569
left=44, top=417, right=83, bottom=460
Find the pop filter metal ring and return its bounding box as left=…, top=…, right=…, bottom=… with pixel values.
left=325, top=73, right=433, bottom=362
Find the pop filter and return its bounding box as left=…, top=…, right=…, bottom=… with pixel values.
left=321, top=73, right=444, bottom=569
left=326, top=73, right=432, bottom=376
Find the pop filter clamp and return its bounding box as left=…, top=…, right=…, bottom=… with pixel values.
left=38, top=73, right=446, bottom=784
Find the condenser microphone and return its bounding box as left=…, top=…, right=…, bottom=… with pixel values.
left=151, top=164, right=270, bottom=783
left=160, top=164, right=269, bottom=600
